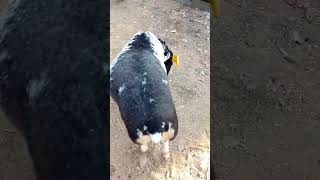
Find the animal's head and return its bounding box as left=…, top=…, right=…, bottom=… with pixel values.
left=126, top=32, right=179, bottom=75
left=158, top=38, right=174, bottom=74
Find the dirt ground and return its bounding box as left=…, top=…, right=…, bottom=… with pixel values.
left=110, top=0, right=210, bottom=179
left=213, top=0, right=320, bottom=179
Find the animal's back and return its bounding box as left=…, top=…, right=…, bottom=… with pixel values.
left=110, top=49, right=177, bottom=139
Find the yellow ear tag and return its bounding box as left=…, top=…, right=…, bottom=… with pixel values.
left=172, top=54, right=180, bottom=68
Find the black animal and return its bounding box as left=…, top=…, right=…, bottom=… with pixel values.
left=110, top=32, right=178, bottom=159
left=0, top=0, right=109, bottom=180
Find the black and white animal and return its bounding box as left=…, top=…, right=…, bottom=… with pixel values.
left=110, top=31, right=178, bottom=159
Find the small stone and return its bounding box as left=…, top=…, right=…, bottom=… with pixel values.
left=292, top=30, right=303, bottom=44
left=305, top=8, right=315, bottom=22
left=279, top=98, right=286, bottom=105
left=170, top=29, right=177, bottom=33
left=200, top=71, right=205, bottom=76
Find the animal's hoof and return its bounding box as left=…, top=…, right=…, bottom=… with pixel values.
left=141, top=144, right=148, bottom=152
left=163, top=152, right=170, bottom=160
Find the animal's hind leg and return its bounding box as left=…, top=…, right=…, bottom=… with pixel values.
left=161, top=141, right=170, bottom=159
left=136, top=135, right=151, bottom=152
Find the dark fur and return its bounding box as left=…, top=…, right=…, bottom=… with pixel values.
left=110, top=32, right=178, bottom=143
left=0, top=0, right=109, bottom=180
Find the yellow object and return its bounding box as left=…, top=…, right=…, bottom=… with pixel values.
left=211, top=0, right=220, bottom=17
left=172, top=54, right=180, bottom=68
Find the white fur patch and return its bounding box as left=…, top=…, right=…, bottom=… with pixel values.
left=118, top=85, right=125, bottom=95
left=150, top=133, right=162, bottom=144
left=136, top=129, right=143, bottom=137
left=144, top=32, right=168, bottom=73
left=26, top=73, right=49, bottom=101
left=142, top=78, right=147, bottom=85
left=161, top=122, right=165, bottom=128
left=162, top=79, right=168, bottom=84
